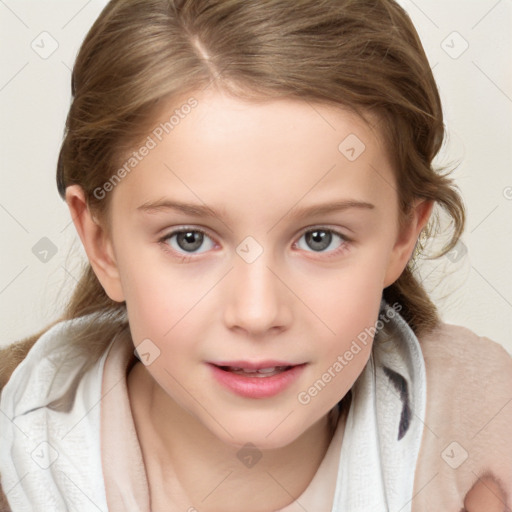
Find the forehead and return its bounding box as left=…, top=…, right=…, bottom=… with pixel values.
left=110, top=89, right=396, bottom=221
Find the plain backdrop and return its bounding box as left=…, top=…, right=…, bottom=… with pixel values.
left=1, top=0, right=511, bottom=352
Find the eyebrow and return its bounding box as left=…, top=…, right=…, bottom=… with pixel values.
left=136, top=198, right=375, bottom=220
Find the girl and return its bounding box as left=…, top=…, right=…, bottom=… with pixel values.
left=1, top=1, right=511, bottom=510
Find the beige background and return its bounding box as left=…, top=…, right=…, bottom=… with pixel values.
left=1, top=0, right=511, bottom=352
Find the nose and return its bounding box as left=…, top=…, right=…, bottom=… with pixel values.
left=223, top=251, right=292, bottom=337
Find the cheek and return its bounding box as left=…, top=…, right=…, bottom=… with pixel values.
left=115, top=248, right=185, bottom=342
left=124, top=275, right=196, bottom=345
left=301, top=260, right=385, bottom=336
left=298, top=265, right=384, bottom=390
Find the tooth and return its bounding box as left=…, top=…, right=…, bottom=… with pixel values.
left=257, top=367, right=278, bottom=374
left=223, top=365, right=291, bottom=377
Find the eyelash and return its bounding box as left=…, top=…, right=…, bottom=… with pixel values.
left=158, top=226, right=351, bottom=262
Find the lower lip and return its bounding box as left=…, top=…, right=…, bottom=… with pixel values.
left=208, top=364, right=307, bottom=399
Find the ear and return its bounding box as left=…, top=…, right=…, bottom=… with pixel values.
left=65, top=185, right=125, bottom=302
left=383, top=199, right=434, bottom=288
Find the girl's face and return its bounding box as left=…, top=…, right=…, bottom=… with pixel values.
left=81, top=90, right=428, bottom=449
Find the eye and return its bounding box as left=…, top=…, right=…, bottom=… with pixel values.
left=295, top=228, right=348, bottom=254
left=159, top=228, right=216, bottom=256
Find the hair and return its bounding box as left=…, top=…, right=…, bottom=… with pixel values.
left=6, top=0, right=465, bottom=430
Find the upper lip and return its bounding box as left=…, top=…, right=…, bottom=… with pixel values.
left=209, top=360, right=305, bottom=370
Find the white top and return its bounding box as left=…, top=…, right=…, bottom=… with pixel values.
left=0, top=300, right=426, bottom=511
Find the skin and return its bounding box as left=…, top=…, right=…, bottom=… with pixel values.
left=66, top=89, right=432, bottom=511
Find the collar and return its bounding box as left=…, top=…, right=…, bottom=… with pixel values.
left=331, top=299, right=427, bottom=511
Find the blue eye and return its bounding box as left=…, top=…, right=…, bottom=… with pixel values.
left=160, top=228, right=216, bottom=255
left=296, top=228, right=347, bottom=253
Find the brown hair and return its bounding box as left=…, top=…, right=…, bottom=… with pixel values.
left=16, top=0, right=466, bottom=370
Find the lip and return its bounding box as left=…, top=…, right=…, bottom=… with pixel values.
left=210, top=360, right=300, bottom=370
left=207, top=362, right=307, bottom=399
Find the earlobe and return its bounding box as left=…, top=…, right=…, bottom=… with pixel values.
left=383, top=199, right=434, bottom=288
left=65, top=185, right=125, bottom=302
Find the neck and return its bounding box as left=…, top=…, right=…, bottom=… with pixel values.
left=128, top=361, right=340, bottom=512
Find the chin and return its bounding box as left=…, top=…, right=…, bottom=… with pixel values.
left=209, top=416, right=311, bottom=451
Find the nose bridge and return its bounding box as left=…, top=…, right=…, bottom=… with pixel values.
left=224, top=242, right=290, bottom=334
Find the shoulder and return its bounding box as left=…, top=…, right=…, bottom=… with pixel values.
left=0, top=335, right=40, bottom=393
left=0, top=314, right=112, bottom=394
left=0, top=336, right=38, bottom=512
left=0, top=316, right=114, bottom=511
left=0, top=318, right=65, bottom=392
left=0, top=332, right=46, bottom=512
left=417, top=320, right=512, bottom=433
left=418, top=321, right=512, bottom=382
left=412, top=322, right=512, bottom=511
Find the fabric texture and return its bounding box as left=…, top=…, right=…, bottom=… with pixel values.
left=0, top=300, right=511, bottom=511
left=0, top=315, right=109, bottom=511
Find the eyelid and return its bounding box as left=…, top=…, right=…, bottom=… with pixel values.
left=158, top=225, right=216, bottom=242
left=296, top=225, right=350, bottom=240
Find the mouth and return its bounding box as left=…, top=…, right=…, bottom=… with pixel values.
left=207, top=361, right=307, bottom=398
left=214, top=365, right=295, bottom=377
